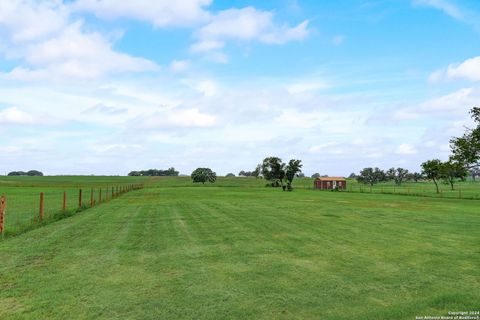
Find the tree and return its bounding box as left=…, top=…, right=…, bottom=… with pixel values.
left=225, top=173, right=235, bottom=177
left=440, top=161, right=467, bottom=190
left=7, top=170, right=43, bottom=176
left=285, top=159, right=303, bottom=191
left=386, top=168, right=396, bottom=181
left=311, top=173, right=321, bottom=179
left=469, top=168, right=480, bottom=181
left=450, top=107, right=480, bottom=169
left=386, top=167, right=409, bottom=185
left=348, top=172, right=357, bottom=179
left=27, top=170, right=43, bottom=176
left=356, top=167, right=384, bottom=186
left=421, top=159, right=443, bottom=194
left=407, top=172, right=423, bottom=182
left=261, top=157, right=286, bottom=187
left=252, top=164, right=262, bottom=178
left=238, top=170, right=252, bottom=177
left=191, top=168, right=217, bottom=184
left=128, top=167, right=179, bottom=176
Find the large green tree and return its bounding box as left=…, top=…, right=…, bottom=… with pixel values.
left=356, top=167, right=384, bottom=186
left=450, top=107, right=480, bottom=169
left=261, top=157, right=286, bottom=187
left=191, top=168, right=217, bottom=184
left=440, top=161, right=467, bottom=190
left=421, top=159, right=443, bottom=194
left=285, top=159, right=303, bottom=190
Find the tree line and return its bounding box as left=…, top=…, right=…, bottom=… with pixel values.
left=7, top=170, right=43, bottom=176
left=190, top=157, right=303, bottom=191
left=356, top=107, right=480, bottom=192
left=128, top=167, right=179, bottom=176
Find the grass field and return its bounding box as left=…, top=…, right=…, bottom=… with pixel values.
left=0, top=176, right=479, bottom=319
left=0, top=176, right=145, bottom=236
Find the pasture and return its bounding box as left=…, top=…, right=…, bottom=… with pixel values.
left=0, top=176, right=479, bottom=319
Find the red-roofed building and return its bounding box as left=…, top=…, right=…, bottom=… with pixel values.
left=314, top=177, right=347, bottom=190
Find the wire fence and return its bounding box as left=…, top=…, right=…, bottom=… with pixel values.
left=0, top=184, right=143, bottom=238
left=343, top=183, right=480, bottom=200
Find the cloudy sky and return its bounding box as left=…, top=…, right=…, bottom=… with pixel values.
left=1, top=0, right=479, bottom=176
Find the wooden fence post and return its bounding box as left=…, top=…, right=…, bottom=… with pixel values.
left=0, top=195, right=6, bottom=237
left=79, top=189, right=83, bottom=208
left=459, top=189, right=462, bottom=199
left=39, top=192, right=44, bottom=221
left=63, top=191, right=67, bottom=212
left=106, top=187, right=109, bottom=201
left=99, top=188, right=102, bottom=203
left=90, top=188, right=94, bottom=207
left=112, top=187, right=114, bottom=199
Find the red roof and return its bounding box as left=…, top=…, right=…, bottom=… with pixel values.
left=315, top=177, right=346, bottom=181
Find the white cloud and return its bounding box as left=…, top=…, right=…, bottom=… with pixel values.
left=170, top=60, right=191, bottom=72
left=72, top=0, right=212, bottom=27
left=190, top=40, right=224, bottom=53
left=430, top=56, right=480, bottom=82
left=286, top=81, right=328, bottom=94
left=141, top=108, right=217, bottom=128
left=413, top=0, right=463, bottom=20
left=392, top=87, right=479, bottom=121
left=413, top=0, right=480, bottom=31
left=2, top=21, right=158, bottom=81
left=191, top=7, right=309, bottom=55
left=395, top=143, right=417, bottom=155
left=188, top=79, right=218, bottom=97
left=0, top=107, right=35, bottom=124
left=0, top=0, right=68, bottom=43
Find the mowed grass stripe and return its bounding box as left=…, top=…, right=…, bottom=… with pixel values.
left=0, top=186, right=479, bottom=319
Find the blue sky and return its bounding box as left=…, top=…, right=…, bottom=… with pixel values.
left=1, top=0, right=480, bottom=176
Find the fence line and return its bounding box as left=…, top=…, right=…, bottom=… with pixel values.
left=343, top=183, right=480, bottom=200
left=0, top=184, right=144, bottom=238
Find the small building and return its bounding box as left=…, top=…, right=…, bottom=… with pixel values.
left=314, top=177, right=347, bottom=190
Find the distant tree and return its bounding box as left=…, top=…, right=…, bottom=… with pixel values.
left=469, top=168, right=480, bottom=181
left=7, top=170, right=42, bottom=176
left=191, top=168, right=217, bottom=184
left=421, top=159, right=443, bottom=194
left=450, top=107, right=480, bottom=169
left=348, top=172, right=357, bottom=179
left=238, top=170, right=253, bottom=177
left=252, top=164, right=262, bottom=178
left=356, top=167, right=384, bottom=186
left=128, top=167, right=179, bottom=176
left=386, top=167, right=409, bottom=185
left=407, top=172, right=423, bottom=182
left=386, top=168, right=396, bottom=181
left=297, top=172, right=305, bottom=178
left=311, top=173, right=321, bottom=179
left=7, top=171, right=26, bottom=176
left=285, top=159, right=303, bottom=191
left=27, top=170, right=43, bottom=176
left=261, top=157, right=286, bottom=188
left=225, top=173, right=235, bottom=177
left=440, top=161, right=467, bottom=190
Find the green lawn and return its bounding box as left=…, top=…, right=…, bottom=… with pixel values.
left=0, top=178, right=479, bottom=319
left=0, top=176, right=144, bottom=236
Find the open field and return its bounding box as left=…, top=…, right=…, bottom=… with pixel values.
left=0, top=176, right=145, bottom=236
left=0, top=177, right=479, bottom=319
